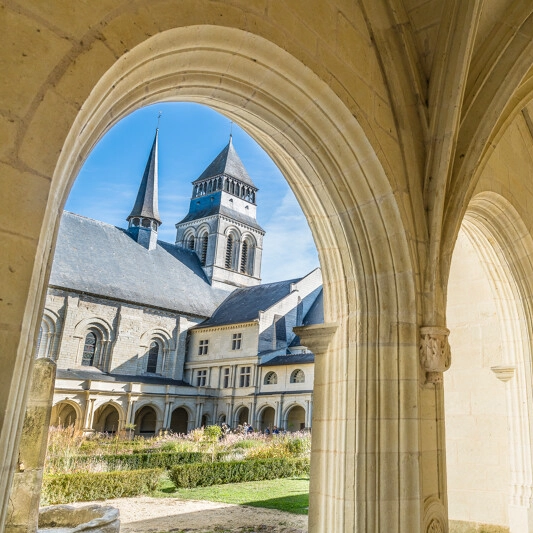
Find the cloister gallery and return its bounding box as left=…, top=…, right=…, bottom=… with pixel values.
left=3, top=2, right=533, bottom=532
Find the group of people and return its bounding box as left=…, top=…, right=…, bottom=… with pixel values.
left=219, top=422, right=282, bottom=436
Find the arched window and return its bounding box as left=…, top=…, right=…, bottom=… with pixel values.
left=264, top=371, right=278, bottom=385
left=82, top=332, right=97, bottom=366
left=35, top=326, right=43, bottom=358
left=200, top=233, right=208, bottom=265
left=240, top=240, right=248, bottom=273
left=225, top=234, right=234, bottom=269
left=147, top=341, right=159, bottom=373
left=187, top=235, right=195, bottom=250
left=290, top=369, right=305, bottom=383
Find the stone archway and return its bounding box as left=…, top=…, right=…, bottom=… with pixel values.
left=259, top=406, right=275, bottom=431
left=93, top=403, right=121, bottom=434
left=446, top=192, right=533, bottom=532
left=3, top=24, right=421, bottom=533
left=50, top=401, right=79, bottom=429
left=134, top=406, right=158, bottom=436
left=235, top=406, right=250, bottom=428
left=285, top=405, right=306, bottom=432
left=170, top=407, right=189, bottom=435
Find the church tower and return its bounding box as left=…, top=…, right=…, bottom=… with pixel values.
left=127, top=129, right=161, bottom=251
left=175, top=136, right=264, bottom=289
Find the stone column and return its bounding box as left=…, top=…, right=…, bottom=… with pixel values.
left=163, top=399, right=173, bottom=429
left=82, top=395, right=95, bottom=432
left=5, top=358, right=56, bottom=533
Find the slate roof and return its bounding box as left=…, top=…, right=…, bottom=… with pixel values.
left=56, top=367, right=191, bottom=386
left=49, top=212, right=230, bottom=317
left=193, top=137, right=257, bottom=188
left=193, top=277, right=301, bottom=329
left=260, top=353, right=315, bottom=366
left=303, top=288, right=324, bottom=326
left=176, top=203, right=264, bottom=232
left=127, top=130, right=161, bottom=223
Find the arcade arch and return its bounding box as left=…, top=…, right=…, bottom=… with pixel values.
left=93, top=403, right=123, bottom=434
left=235, top=406, right=250, bottom=428
left=258, top=405, right=276, bottom=431
left=170, top=407, right=189, bottom=435
left=50, top=401, right=81, bottom=429
left=134, top=405, right=159, bottom=436
left=7, top=23, right=422, bottom=533
left=285, top=404, right=306, bottom=432
left=446, top=192, right=533, bottom=532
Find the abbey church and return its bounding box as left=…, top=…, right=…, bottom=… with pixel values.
left=38, top=131, right=322, bottom=436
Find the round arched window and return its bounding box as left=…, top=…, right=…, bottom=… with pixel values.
left=290, top=369, right=305, bottom=384
left=146, top=341, right=159, bottom=373
left=264, top=371, right=278, bottom=385
left=82, top=332, right=97, bottom=366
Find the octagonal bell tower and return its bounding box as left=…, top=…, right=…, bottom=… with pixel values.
left=175, top=136, right=264, bottom=290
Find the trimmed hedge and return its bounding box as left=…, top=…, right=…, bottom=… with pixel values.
left=47, top=451, right=213, bottom=472
left=169, top=457, right=310, bottom=488
left=41, top=468, right=163, bottom=504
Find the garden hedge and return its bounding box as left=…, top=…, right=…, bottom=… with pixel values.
left=47, top=451, right=215, bottom=472
left=169, top=457, right=310, bottom=488
left=41, top=468, right=163, bottom=504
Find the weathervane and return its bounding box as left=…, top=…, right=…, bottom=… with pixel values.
left=229, top=120, right=233, bottom=139
left=157, top=111, right=162, bottom=129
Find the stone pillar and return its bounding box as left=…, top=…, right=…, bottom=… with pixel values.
left=82, top=395, right=95, bottom=432
left=5, top=358, right=56, bottom=533
left=163, top=400, right=172, bottom=429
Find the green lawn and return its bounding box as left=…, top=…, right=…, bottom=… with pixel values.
left=156, top=476, right=310, bottom=514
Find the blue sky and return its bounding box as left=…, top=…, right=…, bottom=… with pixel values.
left=66, top=102, right=319, bottom=283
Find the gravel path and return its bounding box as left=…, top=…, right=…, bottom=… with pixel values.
left=70, top=496, right=308, bottom=533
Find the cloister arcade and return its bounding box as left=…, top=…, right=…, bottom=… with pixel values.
left=3, top=2, right=533, bottom=532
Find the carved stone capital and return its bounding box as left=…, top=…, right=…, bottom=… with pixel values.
left=293, top=322, right=339, bottom=356
left=420, top=326, right=451, bottom=384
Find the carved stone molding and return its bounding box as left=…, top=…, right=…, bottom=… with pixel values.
left=491, top=365, right=515, bottom=382
left=423, top=496, right=447, bottom=533
left=293, top=322, right=339, bottom=356
left=420, top=326, right=451, bottom=384
left=427, top=518, right=444, bottom=533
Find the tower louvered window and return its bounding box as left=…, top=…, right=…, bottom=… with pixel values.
left=225, top=235, right=234, bottom=269
left=200, top=234, right=208, bottom=266
left=187, top=235, right=195, bottom=250
left=240, top=241, right=248, bottom=273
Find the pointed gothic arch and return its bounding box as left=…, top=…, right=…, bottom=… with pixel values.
left=36, top=309, right=60, bottom=360
left=446, top=191, right=533, bottom=530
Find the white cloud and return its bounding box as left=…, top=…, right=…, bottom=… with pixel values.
left=260, top=191, right=319, bottom=283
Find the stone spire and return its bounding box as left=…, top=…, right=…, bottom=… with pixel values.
left=193, top=135, right=257, bottom=189
left=127, top=129, right=161, bottom=250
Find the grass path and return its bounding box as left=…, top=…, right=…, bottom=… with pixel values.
left=156, top=476, right=310, bottom=514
